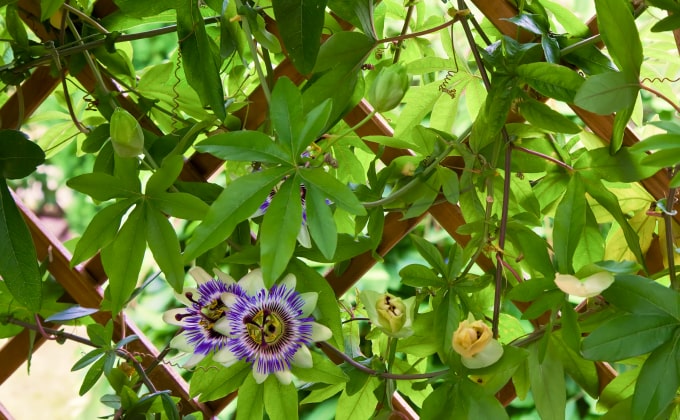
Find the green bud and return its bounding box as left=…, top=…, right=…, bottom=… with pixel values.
left=375, top=293, right=407, bottom=334
left=110, top=108, right=144, bottom=158
left=368, top=64, right=410, bottom=112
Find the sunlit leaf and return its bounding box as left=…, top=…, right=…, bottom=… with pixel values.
left=273, top=0, right=327, bottom=74
left=195, top=131, right=292, bottom=165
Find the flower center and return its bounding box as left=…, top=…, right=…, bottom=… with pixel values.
left=246, top=309, right=286, bottom=346
left=198, top=299, right=226, bottom=330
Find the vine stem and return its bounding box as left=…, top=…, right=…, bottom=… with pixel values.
left=513, top=145, right=574, bottom=172
left=317, top=341, right=448, bottom=380
left=392, top=5, right=415, bottom=64
left=378, top=12, right=468, bottom=45
left=62, top=3, right=110, bottom=35
left=639, top=83, right=680, bottom=115
left=234, top=0, right=271, bottom=105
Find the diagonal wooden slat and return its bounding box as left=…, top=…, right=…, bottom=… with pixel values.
left=0, top=329, right=47, bottom=386
left=0, top=66, right=60, bottom=130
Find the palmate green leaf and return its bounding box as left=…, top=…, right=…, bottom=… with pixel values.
left=552, top=174, right=586, bottom=273
left=304, top=182, right=337, bottom=260
left=399, top=264, right=446, bottom=288
left=630, top=133, right=680, bottom=152
left=583, top=174, right=646, bottom=268
left=296, top=99, right=332, bottom=156
left=421, top=382, right=455, bottom=419
left=539, top=0, right=590, bottom=37
left=272, top=0, right=327, bottom=75
left=145, top=205, right=184, bottom=292
left=410, top=234, right=447, bottom=277
left=335, top=376, right=379, bottom=420
left=261, top=177, right=302, bottom=286
left=456, top=379, right=510, bottom=420
left=652, top=13, right=680, bottom=32
left=0, top=178, right=42, bottom=312
left=551, top=333, right=599, bottom=398
left=183, top=166, right=293, bottom=261
left=71, top=198, right=136, bottom=266
left=597, top=367, right=639, bottom=411
left=67, top=173, right=140, bottom=201
left=176, top=0, right=225, bottom=121
left=236, top=373, right=264, bottom=420
left=395, top=80, right=445, bottom=138
left=518, top=97, right=581, bottom=134
left=574, top=71, right=639, bottom=115
left=529, top=341, right=566, bottom=420
left=195, top=131, right=292, bottom=165
left=6, top=5, right=27, bottom=48
left=574, top=147, right=656, bottom=182
left=573, top=205, right=604, bottom=272
left=595, top=0, right=643, bottom=78
left=581, top=313, right=677, bottom=361
left=71, top=348, right=105, bottom=371
left=516, top=62, right=585, bottom=103
left=506, top=222, right=555, bottom=279
left=291, top=351, right=348, bottom=384
left=263, top=376, right=298, bottom=420
left=270, top=77, right=303, bottom=155
left=101, top=203, right=147, bottom=315
left=603, top=275, right=680, bottom=320
left=328, top=0, right=376, bottom=38
left=299, top=168, right=365, bottom=215
left=433, top=288, right=459, bottom=362
left=0, top=130, right=45, bottom=179
left=632, top=334, right=680, bottom=419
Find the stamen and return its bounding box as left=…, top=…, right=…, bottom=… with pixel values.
left=185, top=291, right=199, bottom=304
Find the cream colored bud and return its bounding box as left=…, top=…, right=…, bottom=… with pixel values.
left=376, top=293, right=407, bottom=334
left=452, top=318, right=493, bottom=358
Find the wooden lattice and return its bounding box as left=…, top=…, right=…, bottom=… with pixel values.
left=0, top=0, right=677, bottom=418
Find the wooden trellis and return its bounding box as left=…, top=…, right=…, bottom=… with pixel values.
left=0, top=0, right=676, bottom=418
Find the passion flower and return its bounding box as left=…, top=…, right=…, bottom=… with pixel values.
left=452, top=314, right=503, bottom=369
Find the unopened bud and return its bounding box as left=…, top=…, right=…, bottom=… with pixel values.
left=110, top=108, right=144, bottom=158
left=368, top=64, right=410, bottom=112
left=376, top=293, right=407, bottom=334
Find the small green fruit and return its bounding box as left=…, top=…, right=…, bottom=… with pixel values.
left=368, top=64, right=410, bottom=112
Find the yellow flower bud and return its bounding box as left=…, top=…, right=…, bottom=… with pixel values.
left=376, top=293, right=407, bottom=334
left=452, top=314, right=503, bottom=369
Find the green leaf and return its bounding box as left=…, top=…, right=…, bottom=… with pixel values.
left=40, top=0, right=65, bottom=21
left=632, top=335, right=680, bottom=419
left=176, top=0, right=226, bottom=120
left=291, top=352, right=348, bottom=384
left=0, top=178, right=42, bottom=311
left=6, top=5, right=27, bottom=48
left=183, top=166, right=292, bottom=261
left=87, top=321, right=113, bottom=347
left=456, top=379, right=510, bottom=420
left=296, top=99, right=332, bottom=156
left=190, top=359, right=250, bottom=401
left=148, top=192, right=209, bottom=220
left=651, top=13, right=680, bottom=32
left=552, top=174, right=586, bottom=273
left=160, top=393, right=180, bottom=420
left=67, top=173, right=140, bottom=201
left=551, top=333, right=599, bottom=397
left=336, top=377, right=379, bottom=420
left=110, top=0, right=172, bottom=18
left=101, top=203, right=147, bottom=315
left=145, top=155, right=184, bottom=195
left=399, top=264, right=447, bottom=288
left=597, top=368, right=639, bottom=411
left=46, top=306, right=98, bottom=323
left=581, top=313, right=677, bottom=361
left=595, top=0, right=643, bottom=78
left=518, top=98, right=581, bottom=133
left=516, top=62, right=585, bottom=103
left=506, top=222, right=555, bottom=279
left=470, top=75, right=517, bottom=152
left=529, top=341, right=566, bottom=420
left=263, top=376, right=298, bottom=420
left=0, top=130, right=45, bottom=179
left=574, top=147, right=656, bottom=182
left=438, top=167, right=460, bottom=205
left=272, top=0, right=327, bottom=74
left=71, top=198, right=136, bottom=266
left=573, top=205, right=604, bottom=272
left=299, top=168, right=366, bottom=215
left=433, top=288, right=460, bottom=361
left=195, top=131, right=292, bottom=165
left=71, top=348, right=105, bottom=371
left=145, top=205, right=184, bottom=292
left=79, top=355, right=106, bottom=396
left=421, top=382, right=455, bottom=419
left=410, top=234, right=448, bottom=277
left=603, top=275, right=680, bottom=320
left=236, top=373, right=264, bottom=420
left=260, top=177, right=302, bottom=286
left=305, top=183, right=337, bottom=260
left=328, top=0, right=376, bottom=38
left=574, top=72, right=639, bottom=115
left=270, top=77, right=303, bottom=155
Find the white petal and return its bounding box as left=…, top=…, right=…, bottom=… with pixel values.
left=176, top=287, right=198, bottom=306
left=163, top=308, right=187, bottom=326
left=358, top=290, right=381, bottom=325
left=281, top=273, right=297, bottom=291
left=311, top=323, right=333, bottom=342
left=189, top=267, right=213, bottom=284
left=461, top=339, right=504, bottom=369
left=239, top=269, right=266, bottom=295
left=213, top=317, right=231, bottom=336
left=221, top=292, right=239, bottom=308
left=183, top=353, right=205, bottom=369
left=297, top=225, right=312, bottom=248
left=299, top=292, right=318, bottom=317
left=170, top=333, right=194, bottom=352
left=291, top=345, right=313, bottom=369
left=213, top=268, right=235, bottom=285
left=253, top=369, right=269, bottom=384
left=555, top=272, right=614, bottom=298
left=582, top=272, right=615, bottom=296
left=213, top=348, right=239, bottom=366
left=274, top=369, right=293, bottom=385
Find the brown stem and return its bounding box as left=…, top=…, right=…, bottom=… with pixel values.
left=392, top=5, right=415, bottom=63
left=513, top=145, right=575, bottom=172
left=639, top=83, right=680, bottom=115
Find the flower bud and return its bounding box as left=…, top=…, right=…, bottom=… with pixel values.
left=110, top=108, right=144, bottom=158
left=452, top=314, right=503, bottom=369
left=368, top=64, right=410, bottom=112
left=376, top=293, right=407, bottom=334
left=359, top=289, right=415, bottom=338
